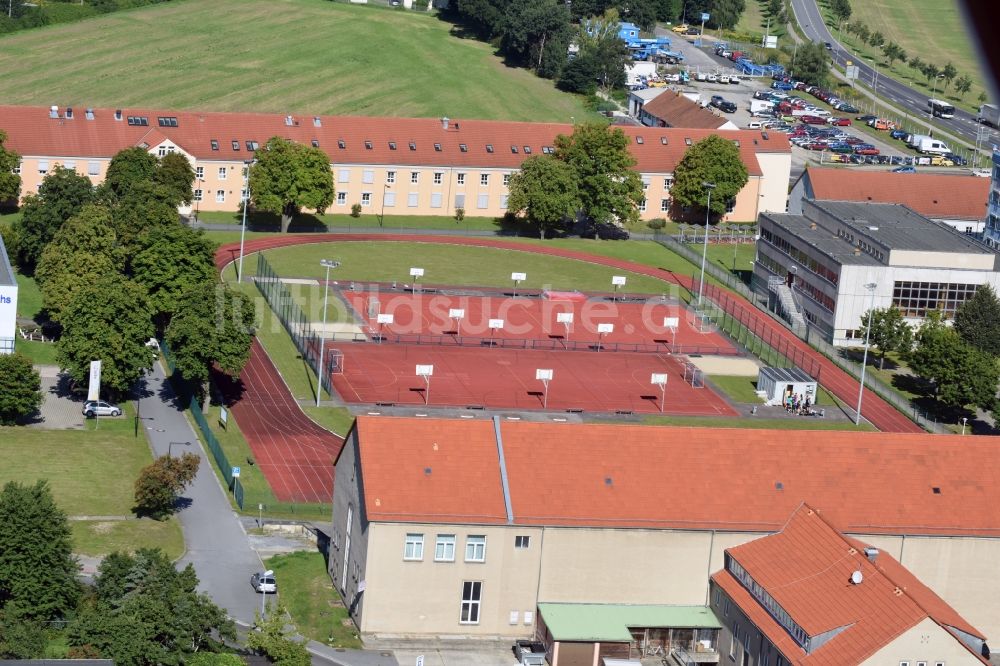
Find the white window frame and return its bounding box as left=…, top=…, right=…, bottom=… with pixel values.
left=157, top=146, right=167, bottom=157
left=410, top=171, right=419, bottom=184
left=408, top=192, right=419, bottom=208
left=430, top=192, right=443, bottom=209
left=384, top=191, right=396, bottom=208
left=664, top=177, right=673, bottom=189
left=62, top=160, right=76, bottom=170
left=337, top=192, right=347, bottom=206
left=386, top=170, right=396, bottom=184
left=13, top=162, right=21, bottom=175
left=465, top=535, right=486, bottom=562
left=515, top=535, right=530, bottom=549
left=433, top=172, right=443, bottom=185
left=403, top=533, right=424, bottom=561
left=639, top=198, right=647, bottom=212
left=215, top=190, right=225, bottom=203
left=362, top=169, right=374, bottom=184
left=661, top=198, right=670, bottom=212
left=193, top=189, right=203, bottom=202
left=435, top=534, right=456, bottom=561
left=503, top=174, right=510, bottom=187
left=218, top=167, right=227, bottom=180
left=480, top=173, right=489, bottom=186
left=361, top=192, right=372, bottom=207
left=37, top=160, right=48, bottom=174
left=460, top=581, right=482, bottom=625
left=195, top=166, right=204, bottom=179
left=730, top=622, right=739, bottom=658
left=476, top=194, right=488, bottom=209
left=457, top=173, right=466, bottom=186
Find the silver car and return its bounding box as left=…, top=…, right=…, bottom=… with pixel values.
left=82, top=400, right=122, bottom=418
left=251, top=572, right=277, bottom=594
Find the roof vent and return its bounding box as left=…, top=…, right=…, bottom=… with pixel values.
left=284, top=115, right=294, bottom=126
left=864, top=547, right=879, bottom=562
left=424, top=467, right=432, bottom=476
left=85, top=108, right=95, bottom=120
left=114, top=109, right=122, bottom=121
left=441, top=116, right=450, bottom=130
left=454, top=122, right=460, bottom=130
left=868, top=226, right=879, bottom=231
left=313, top=116, right=322, bottom=127
left=775, top=481, right=783, bottom=490
left=932, top=486, right=941, bottom=494
left=604, top=477, right=613, bottom=486
left=49, top=105, right=59, bottom=119
left=850, top=570, right=864, bottom=585
left=65, top=107, right=74, bottom=119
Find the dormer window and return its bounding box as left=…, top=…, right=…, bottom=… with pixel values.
left=365, top=140, right=373, bottom=150
left=338, top=139, right=346, bottom=149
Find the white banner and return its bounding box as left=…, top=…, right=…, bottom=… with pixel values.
left=87, top=360, right=102, bottom=402
left=0, top=285, right=16, bottom=349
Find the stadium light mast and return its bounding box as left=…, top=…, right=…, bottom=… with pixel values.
left=316, top=259, right=341, bottom=407
left=698, top=181, right=716, bottom=305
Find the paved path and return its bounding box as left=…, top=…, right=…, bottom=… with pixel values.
left=139, top=361, right=266, bottom=626
left=217, top=234, right=923, bottom=434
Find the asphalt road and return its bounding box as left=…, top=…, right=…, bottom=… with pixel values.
left=789, top=0, right=1000, bottom=148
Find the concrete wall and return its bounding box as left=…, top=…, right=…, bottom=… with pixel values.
left=862, top=617, right=984, bottom=666
left=328, top=428, right=370, bottom=630
left=756, top=151, right=792, bottom=214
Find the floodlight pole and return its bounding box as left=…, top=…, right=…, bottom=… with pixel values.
left=854, top=282, right=877, bottom=426
left=698, top=182, right=716, bottom=305
left=237, top=159, right=254, bottom=283
left=316, top=259, right=341, bottom=408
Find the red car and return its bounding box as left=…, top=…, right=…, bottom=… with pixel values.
left=800, top=115, right=827, bottom=124
left=854, top=146, right=880, bottom=155
left=804, top=141, right=829, bottom=150
left=827, top=117, right=852, bottom=126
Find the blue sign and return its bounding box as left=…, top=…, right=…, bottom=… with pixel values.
left=700, top=12, right=710, bottom=22
left=232, top=466, right=241, bottom=478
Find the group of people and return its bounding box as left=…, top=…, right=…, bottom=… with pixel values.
left=785, top=392, right=822, bottom=417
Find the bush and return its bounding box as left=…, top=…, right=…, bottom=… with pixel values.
left=646, top=218, right=667, bottom=230
left=134, top=453, right=201, bottom=519
left=0, top=353, right=42, bottom=425
left=454, top=207, right=465, bottom=221
left=350, top=203, right=362, bottom=218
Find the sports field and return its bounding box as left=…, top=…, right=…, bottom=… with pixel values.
left=0, top=0, right=590, bottom=122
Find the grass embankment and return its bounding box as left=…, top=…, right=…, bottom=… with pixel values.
left=815, top=0, right=986, bottom=112
left=0, top=428, right=184, bottom=557
left=0, top=0, right=591, bottom=122
left=266, top=551, right=361, bottom=648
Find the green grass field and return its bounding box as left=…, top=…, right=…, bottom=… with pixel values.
left=14, top=339, right=59, bottom=365
left=14, top=271, right=42, bottom=320
left=817, top=0, right=986, bottom=109
left=265, top=551, right=361, bottom=648
left=0, top=0, right=590, bottom=122
left=0, top=428, right=184, bottom=555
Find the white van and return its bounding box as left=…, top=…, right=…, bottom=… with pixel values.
left=746, top=121, right=765, bottom=130
left=907, top=134, right=951, bottom=155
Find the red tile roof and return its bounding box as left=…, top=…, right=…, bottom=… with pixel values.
left=802, top=167, right=990, bottom=220
left=713, top=505, right=987, bottom=665
left=0, top=105, right=788, bottom=177
left=347, top=417, right=1000, bottom=537
left=640, top=90, right=732, bottom=129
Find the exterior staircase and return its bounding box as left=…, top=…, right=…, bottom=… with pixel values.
left=768, top=276, right=807, bottom=331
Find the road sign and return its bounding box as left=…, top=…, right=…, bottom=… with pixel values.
left=700, top=12, right=709, bottom=22
left=232, top=466, right=241, bottom=478
left=763, top=35, right=777, bottom=49
left=845, top=65, right=860, bottom=80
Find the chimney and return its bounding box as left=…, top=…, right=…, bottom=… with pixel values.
left=65, top=107, right=74, bottom=119
left=49, top=105, right=59, bottom=119
left=114, top=109, right=123, bottom=121
left=441, top=116, right=450, bottom=130
left=864, top=547, right=879, bottom=562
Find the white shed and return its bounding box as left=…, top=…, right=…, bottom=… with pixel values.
left=757, top=367, right=818, bottom=407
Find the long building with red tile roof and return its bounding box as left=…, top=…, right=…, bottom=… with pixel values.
left=711, top=504, right=989, bottom=665
left=0, top=104, right=790, bottom=223
left=328, top=415, right=1000, bottom=641
left=789, top=167, right=990, bottom=233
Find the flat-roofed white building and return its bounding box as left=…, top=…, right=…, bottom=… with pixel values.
left=0, top=235, right=18, bottom=354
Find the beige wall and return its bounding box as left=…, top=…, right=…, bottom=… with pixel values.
left=861, top=617, right=983, bottom=666
left=15, top=143, right=787, bottom=225
left=889, top=250, right=995, bottom=270
left=361, top=522, right=543, bottom=637
left=16, top=155, right=109, bottom=195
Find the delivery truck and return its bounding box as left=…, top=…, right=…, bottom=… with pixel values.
left=977, top=103, right=1000, bottom=128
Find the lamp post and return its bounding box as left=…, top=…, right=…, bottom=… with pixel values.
left=380, top=184, right=390, bottom=228
left=237, top=160, right=254, bottom=283
left=316, top=259, right=341, bottom=407
left=697, top=181, right=716, bottom=305
left=854, top=282, right=877, bottom=426
left=194, top=177, right=202, bottom=221
left=867, top=58, right=880, bottom=111
left=961, top=417, right=968, bottom=435
left=168, top=441, right=191, bottom=458
left=927, top=73, right=944, bottom=132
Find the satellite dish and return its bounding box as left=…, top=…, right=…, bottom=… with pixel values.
left=850, top=570, right=864, bottom=585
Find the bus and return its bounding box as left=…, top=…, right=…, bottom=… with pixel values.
left=928, top=98, right=955, bottom=118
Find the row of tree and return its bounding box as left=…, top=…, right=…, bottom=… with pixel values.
left=859, top=286, right=1000, bottom=419
left=506, top=124, right=749, bottom=237
left=0, top=480, right=308, bottom=664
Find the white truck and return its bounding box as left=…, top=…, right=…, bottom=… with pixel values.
left=907, top=134, right=952, bottom=155
left=748, top=98, right=774, bottom=115
left=977, top=103, right=1000, bottom=128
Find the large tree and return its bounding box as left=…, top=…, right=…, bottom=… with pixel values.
left=35, top=204, right=125, bottom=323
left=68, top=548, right=235, bottom=665
left=506, top=155, right=579, bottom=238
left=0, top=130, right=20, bottom=205
left=247, top=602, right=311, bottom=666
left=131, top=225, right=218, bottom=328
left=454, top=0, right=507, bottom=39
left=791, top=41, right=830, bottom=86
left=954, top=284, right=1000, bottom=356
left=164, top=282, right=255, bottom=391
left=134, top=453, right=201, bottom=520
left=858, top=306, right=912, bottom=369
left=0, top=353, right=42, bottom=425
left=56, top=274, right=154, bottom=398
left=0, top=480, right=80, bottom=621
left=109, top=181, right=182, bottom=248
left=103, top=147, right=159, bottom=199
left=249, top=137, right=334, bottom=233
left=11, top=166, right=94, bottom=273
left=153, top=152, right=195, bottom=207
left=710, top=0, right=746, bottom=30
left=575, top=9, right=630, bottom=92
left=830, top=0, right=851, bottom=23
left=500, top=0, right=571, bottom=79
left=908, top=316, right=999, bottom=411
left=670, top=134, right=750, bottom=219
left=553, top=122, right=643, bottom=228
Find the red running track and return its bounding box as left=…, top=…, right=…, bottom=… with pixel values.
left=329, top=343, right=736, bottom=416
left=341, top=290, right=736, bottom=352
left=215, top=338, right=343, bottom=503
left=217, top=234, right=922, bottom=434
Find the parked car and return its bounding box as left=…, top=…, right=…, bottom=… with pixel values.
left=800, top=115, right=827, bottom=124
left=694, top=71, right=708, bottom=82
left=855, top=146, right=881, bottom=155
left=827, top=117, right=851, bottom=126
left=251, top=572, right=277, bottom=594
left=943, top=152, right=968, bottom=166
left=82, top=400, right=122, bottom=418
left=718, top=75, right=730, bottom=84
left=889, top=129, right=909, bottom=140
left=891, top=166, right=917, bottom=173
left=729, top=75, right=741, bottom=84
left=706, top=73, right=718, bottom=83
left=856, top=114, right=878, bottom=123
left=824, top=41, right=833, bottom=49
left=929, top=155, right=955, bottom=166
left=684, top=27, right=700, bottom=35
left=672, top=23, right=690, bottom=33
left=835, top=103, right=860, bottom=113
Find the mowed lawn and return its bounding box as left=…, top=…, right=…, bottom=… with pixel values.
left=0, top=428, right=184, bottom=556
left=0, top=0, right=590, bottom=122
left=824, top=0, right=986, bottom=104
